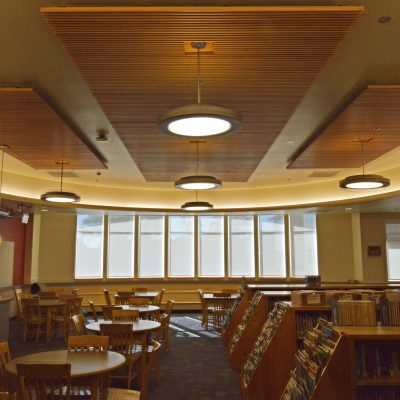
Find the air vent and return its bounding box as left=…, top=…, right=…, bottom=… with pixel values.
left=308, top=171, right=339, bottom=178
left=47, top=171, right=78, bottom=178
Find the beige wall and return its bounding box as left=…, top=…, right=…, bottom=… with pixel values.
left=316, top=213, right=355, bottom=282
left=359, top=213, right=400, bottom=282
left=38, top=212, right=76, bottom=282
left=35, top=211, right=396, bottom=285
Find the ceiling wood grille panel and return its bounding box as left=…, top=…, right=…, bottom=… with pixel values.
left=0, top=88, right=106, bottom=170
left=42, top=6, right=363, bottom=182
left=289, top=85, right=400, bottom=169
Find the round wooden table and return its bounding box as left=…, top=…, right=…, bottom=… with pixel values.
left=86, top=319, right=160, bottom=334
left=6, top=349, right=125, bottom=400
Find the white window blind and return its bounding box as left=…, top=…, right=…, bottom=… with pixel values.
left=199, top=216, right=225, bottom=277
left=75, top=215, right=104, bottom=279
left=289, top=214, right=318, bottom=277
left=107, top=215, right=134, bottom=278
left=229, top=216, right=255, bottom=277
left=138, top=216, right=164, bottom=278
left=169, top=216, right=194, bottom=277
left=386, top=224, right=400, bottom=280
left=259, top=215, right=286, bottom=277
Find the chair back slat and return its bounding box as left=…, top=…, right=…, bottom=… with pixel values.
left=100, top=324, right=136, bottom=356
left=21, top=298, right=41, bottom=321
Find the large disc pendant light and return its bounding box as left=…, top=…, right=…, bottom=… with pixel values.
left=339, top=139, right=390, bottom=189
left=157, top=42, right=242, bottom=137
left=181, top=189, right=213, bottom=211
left=175, top=141, right=221, bottom=190
left=41, top=161, right=81, bottom=203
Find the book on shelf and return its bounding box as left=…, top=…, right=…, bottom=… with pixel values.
left=331, top=299, right=376, bottom=326
left=229, top=291, right=263, bottom=353
left=380, top=291, right=400, bottom=326
left=355, top=341, right=400, bottom=381
left=296, top=311, right=332, bottom=340
left=241, top=301, right=290, bottom=388
left=280, top=319, right=341, bottom=400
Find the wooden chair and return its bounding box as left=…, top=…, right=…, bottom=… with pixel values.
left=38, top=291, right=58, bottom=299
left=88, top=300, right=99, bottom=322
left=132, top=288, right=147, bottom=293
left=153, top=289, right=165, bottom=307
left=67, top=335, right=109, bottom=397
left=197, top=289, right=211, bottom=329
left=211, top=295, right=236, bottom=331
left=13, top=288, right=24, bottom=322
left=102, top=306, right=123, bottom=321
left=156, top=300, right=174, bottom=352
left=140, top=340, right=161, bottom=399
left=106, top=388, right=140, bottom=400
left=52, top=297, right=83, bottom=340
left=128, top=298, right=150, bottom=307
left=103, top=289, right=113, bottom=306
left=100, top=323, right=145, bottom=390
left=0, top=342, right=11, bottom=392
left=20, top=298, right=46, bottom=342
left=71, top=314, right=87, bottom=335
left=115, top=292, right=133, bottom=305
left=16, top=363, right=71, bottom=400
left=111, top=309, right=139, bottom=322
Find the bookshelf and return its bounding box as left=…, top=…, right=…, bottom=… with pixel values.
left=281, top=325, right=400, bottom=400
left=222, top=290, right=251, bottom=346
left=228, top=292, right=268, bottom=371
left=240, top=305, right=333, bottom=399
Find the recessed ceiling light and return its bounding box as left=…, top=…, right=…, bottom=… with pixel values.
left=377, top=16, right=391, bottom=23
left=96, top=130, right=109, bottom=142
left=345, top=207, right=352, bottom=212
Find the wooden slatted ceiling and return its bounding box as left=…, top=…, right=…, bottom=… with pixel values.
left=289, top=85, right=400, bottom=169
left=0, top=88, right=106, bottom=170
left=42, top=6, right=363, bottom=181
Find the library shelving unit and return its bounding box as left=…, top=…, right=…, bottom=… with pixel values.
left=228, top=292, right=268, bottom=371
left=222, top=290, right=252, bottom=346
left=222, top=290, right=292, bottom=346
left=240, top=305, right=333, bottom=400
left=282, top=326, right=400, bottom=400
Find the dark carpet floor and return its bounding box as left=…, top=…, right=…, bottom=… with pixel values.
left=8, top=313, right=242, bottom=400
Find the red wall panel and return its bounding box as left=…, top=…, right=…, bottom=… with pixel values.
left=0, top=218, right=26, bottom=285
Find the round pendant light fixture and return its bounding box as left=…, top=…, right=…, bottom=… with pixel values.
left=339, top=139, right=390, bottom=190
left=41, top=161, right=81, bottom=203
left=157, top=42, right=242, bottom=137
left=175, top=175, right=221, bottom=190
left=181, top=188, right=213, bottom=211
left=175, top=141, right=222, bottom=190
left=181, top=201, right=213, bottom=211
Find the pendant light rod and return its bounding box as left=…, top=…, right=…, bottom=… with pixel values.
left=360, top=139, right=365, bottom=175
left=194, top=42, right=204, bottom=104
